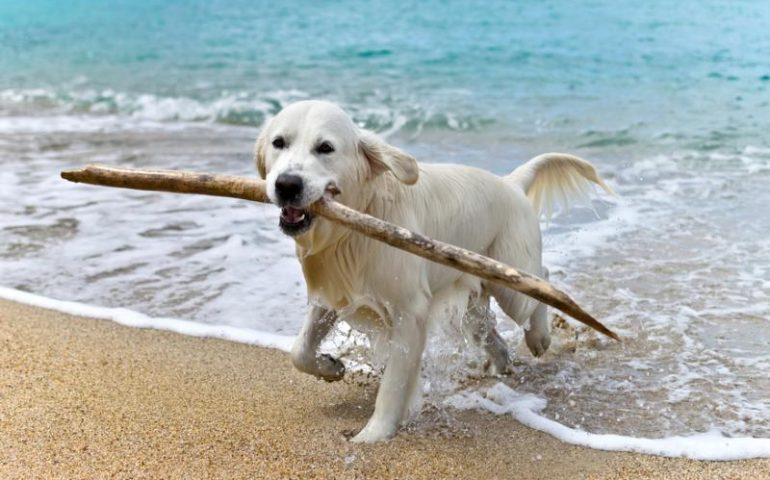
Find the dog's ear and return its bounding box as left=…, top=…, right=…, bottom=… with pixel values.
left=358, top=130, right=419, bottom=185
left=254, top=125, right=269, bottom=179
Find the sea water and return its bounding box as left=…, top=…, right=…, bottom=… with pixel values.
left=1, top=0, right=769, bottom=459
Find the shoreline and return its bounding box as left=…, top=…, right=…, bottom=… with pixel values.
left=2, top=297, right=769, bottom=479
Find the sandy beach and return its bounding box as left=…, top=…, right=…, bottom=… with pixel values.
left=0, top=298, right=767, bottom=479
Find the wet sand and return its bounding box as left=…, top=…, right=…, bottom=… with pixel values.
left=1, top=298, right=768, bottom=479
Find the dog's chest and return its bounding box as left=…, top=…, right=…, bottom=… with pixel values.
left=300, top=245, right=363, bottom=311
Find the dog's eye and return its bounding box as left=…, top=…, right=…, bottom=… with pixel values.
left=272, top=137, right=285, bottom=149
left=316, top=141, right=334, bottom=155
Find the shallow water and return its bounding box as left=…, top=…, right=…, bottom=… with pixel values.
left=1, top=0, right=769, bottom=450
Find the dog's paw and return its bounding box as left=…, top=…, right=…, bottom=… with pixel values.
left=350, top=420, right=397, bottom=443
left=482, top=348, right=512, bottom=375
left=484, top=357, right=512, bottom=376
left=525, top=329, right=551, bottom=357
left=316, top=354, right=345, bottom=382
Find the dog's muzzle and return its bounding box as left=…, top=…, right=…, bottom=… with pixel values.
left=274, top=173, right=313, bottom=236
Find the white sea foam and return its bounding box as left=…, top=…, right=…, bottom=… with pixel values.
left=447, top=382, right=770, bottom=460
left=0, top=114, right=195, bottom=134
left=0, top=87, right=308, bottom=126
left=0, top=87, right=492, bottom=135
left=541, top=194, right=639, bottom=274
left=0, top=286, right=294, bottom=352
left=2, top=286, right=768, bottom=460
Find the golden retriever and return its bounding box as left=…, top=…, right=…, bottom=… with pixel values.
left=255, top=100, right=612, bottom=442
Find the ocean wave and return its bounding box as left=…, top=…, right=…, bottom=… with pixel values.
left=0, top=88, right=300, bottom=125
left=0, top=87, right=493, bottom=135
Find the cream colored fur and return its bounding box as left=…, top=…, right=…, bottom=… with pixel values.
left=508, top=152, right=615, bottom=220
left=255, top=100, right=612, bottom=442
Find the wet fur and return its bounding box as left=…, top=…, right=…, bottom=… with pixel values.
left=256, top=100, right=612, bottom=442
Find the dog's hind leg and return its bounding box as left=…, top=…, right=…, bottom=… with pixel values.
left=487, top=267, right=551, bottom=358
left=290, top=305, right=345, bottom=381
left=462, top=291, right=511, bottom=374
left=523, top=266, right=551, bottom=357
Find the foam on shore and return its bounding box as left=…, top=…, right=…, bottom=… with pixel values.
left=0, top=286, right=294, bottom=352
left=448, top=382, right=770, bottom=461
left=3, top=285, right=769, bottom=461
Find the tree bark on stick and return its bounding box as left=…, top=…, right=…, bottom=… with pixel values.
left=61, top=164, right=619, bottom=341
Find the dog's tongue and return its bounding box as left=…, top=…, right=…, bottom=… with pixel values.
left=281, top=206, right=305, bottom=224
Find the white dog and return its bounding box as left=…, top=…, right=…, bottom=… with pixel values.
left=255, top=100, right=612, bottom=442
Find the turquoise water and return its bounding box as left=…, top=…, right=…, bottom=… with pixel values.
left=1, top=1, right=770, bottom=443
left=2, top=0, right=769, bottom=148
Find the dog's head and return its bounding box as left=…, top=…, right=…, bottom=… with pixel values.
left=255, top=100, right=418, bottom=241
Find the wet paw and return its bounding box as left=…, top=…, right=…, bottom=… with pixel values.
left=525, top=329, right=551, bottom=357
left=484, top=350, right=512, bottom=375
left=316, top=354, right=345, bottom=382
left=486, top=359, right=512, bottom=376
left=350, top=420, right=397, bottom=443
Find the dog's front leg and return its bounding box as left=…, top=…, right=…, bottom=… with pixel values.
left=351, top=314, right=427, bottom=443
left=290, top=305, right=345, bottom=382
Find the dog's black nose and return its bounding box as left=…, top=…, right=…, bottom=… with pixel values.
left=274, top=173, right=304, bottom=203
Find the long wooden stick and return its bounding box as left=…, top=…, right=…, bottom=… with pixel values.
left=61, top=164, right=619, bottom=341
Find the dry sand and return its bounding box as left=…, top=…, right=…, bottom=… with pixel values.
left=1, top=298, right=768, bottom=479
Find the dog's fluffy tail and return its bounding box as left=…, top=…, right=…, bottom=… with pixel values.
left=507, top=153, right=614, bottom=220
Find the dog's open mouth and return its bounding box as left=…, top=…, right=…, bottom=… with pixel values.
left=279, top=206, right=313, bottom=236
